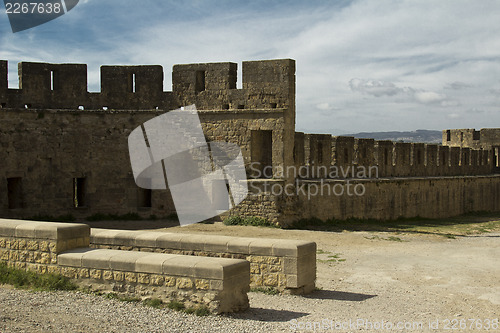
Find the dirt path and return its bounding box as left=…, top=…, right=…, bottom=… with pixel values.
left=1, top=222, right=499, bottom=332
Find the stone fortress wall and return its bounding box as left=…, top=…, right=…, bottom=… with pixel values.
left=0, top=59, right=295, bottom=219
left=0, top=59, right=499, bottom=225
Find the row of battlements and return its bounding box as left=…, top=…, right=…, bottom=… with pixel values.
left=0, top=59, right=295, bottom=110
left=293, top=134, right=499, bottom=178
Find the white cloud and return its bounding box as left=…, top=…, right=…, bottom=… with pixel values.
left=316, top=102, right=337, bottom=111
left=413, top=91, right=447, bottom=104
left=349, top=79, right=402, bottom=97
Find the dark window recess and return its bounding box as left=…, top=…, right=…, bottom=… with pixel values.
left=222, top=104, right=230, bottom=110
left=473, top=130, right=481, bottom=141
left=0, top=103, right=6, bottom=108
left=73, top=177, right=87, bottom=207
left=417, top=150, right=422, bottom=165
left=384, top=148, right=389, bottom=166
left=317, top=142, right=323, bottom=164
left=237, top=104, right=245, bottom=109
left=251, top=130, right=273, bottom=179
left=270, top=103, right=277, bottom=109
left=446, top=130, right=451, bottom=141
left=441, top=152, right=447, bottom=166
left=460, top=132, right=464, bottom=142
left=138, top=188, right=152, bottom=208
left=195, top=71, right=206, bottom=93
left=7, top=177, right=23, bottom=209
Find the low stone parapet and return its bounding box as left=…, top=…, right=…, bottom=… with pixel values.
left=90, top=229, right=316, bottom=294
left=58, top=248, right=249, bottom=313
left=0, top=219, right=89, bottom=273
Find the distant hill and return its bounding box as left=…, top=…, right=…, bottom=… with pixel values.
left=345, top=130, right=442, bottom=144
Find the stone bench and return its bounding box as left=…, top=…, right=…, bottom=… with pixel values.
left=0, top=219, right=250, bottom=313
left=91, top=229, right=316, bottom=294
left=58, top=248, right=249, bottom=313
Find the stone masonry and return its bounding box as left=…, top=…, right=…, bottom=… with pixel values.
left=0, top=59, right=499, bottom=226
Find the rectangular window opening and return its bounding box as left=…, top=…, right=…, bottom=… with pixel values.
left=138, top=188, right=152, bottom=208
left=132, top=73, right=136, bottom=93
left=73, top=177, right=87, bottom=208
left=195, top=71, right=206, bottom=93
left=50, top=70, right=54, bottom=91
left=7, top=177, right=23, bottom=209
left=446, top=130, right=451, bottom=141
left=251, top=130, right=273, bottom=179
left=473, top=130, right=481, bottom=141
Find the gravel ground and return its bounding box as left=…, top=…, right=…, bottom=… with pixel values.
left=1, top=224, right=499, bottom=333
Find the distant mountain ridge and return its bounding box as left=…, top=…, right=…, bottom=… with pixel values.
left=344, top=129, right=442, bottom=143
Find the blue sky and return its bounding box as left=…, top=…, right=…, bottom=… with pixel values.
left=1, top=0, right=499, bottom=134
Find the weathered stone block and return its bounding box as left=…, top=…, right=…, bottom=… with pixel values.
left=62, top=267, right=78, bottom=278
left=138, top=273, right=150, bottom=284
left=125, top=272, right=137, bottom=283
left=177, top=278, right=193, bottom=289
left=164, top=276, right=176, bottom=287
left=149, top=274, right=164, bottom=286
left=90, top=269, right=102, bottom=279
left=103, top=270, right=114, bottom=281
left=78, top=268, right=90, bottom=278
left=195, top=279, right=210, bottom=290
left=109, top=271, right=123, bottom=281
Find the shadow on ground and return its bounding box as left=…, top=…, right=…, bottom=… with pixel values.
left=227, top=308, right=309, bottom=322
left=286, top=212, right=500, bottom=237
left=82, top=219, right=180, bottom=230
left=305, top=290, right=377, bottom=301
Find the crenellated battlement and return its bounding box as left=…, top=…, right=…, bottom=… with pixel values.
left=0, top=59, right=295, bottom=111
left=299, top=134, right=498, bottom=178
